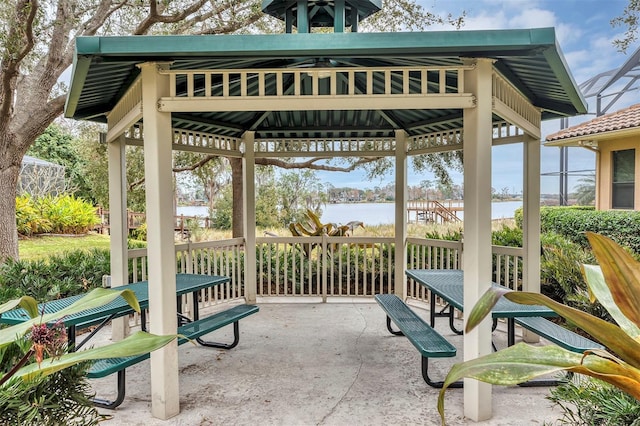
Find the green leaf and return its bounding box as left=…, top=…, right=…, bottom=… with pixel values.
left=0, top=296, right=39, bottom=318
left=11, top=331, right=176, bottom=382
left=503, top=291, right=640, bottom=370
left=437, top=343, right=640, bottom=423
left=0, top=288, right=141, bottom=350
left=466, top=286, right=640, bottom=371
left=464, top=286, right=510, bottom=332
left=583, top=264, right=640, bottom=340
left=586, top=232, right=640, bottom=329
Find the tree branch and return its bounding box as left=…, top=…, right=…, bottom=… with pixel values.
left=0, top=0, right=38, bottom=124
left=134, top=0, right=209, bottom=34
left=128, top=155, right=383, bottom=191
left=256, top=157, right=383, bottom=172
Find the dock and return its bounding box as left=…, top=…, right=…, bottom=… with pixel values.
left=406, top=200, right=462, bottom=223
left=94, top=207, right=210, bottom=235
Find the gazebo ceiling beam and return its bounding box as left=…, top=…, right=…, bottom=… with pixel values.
left=157, top=95, right=476, bottom=113
left=406, top=112, right=463, bottom=131
left=171, top=113, right=245, bottom=133
left=255, top=124, right=393, bottom=133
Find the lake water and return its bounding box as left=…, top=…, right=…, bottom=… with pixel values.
left=177, top=200, right=523, bottom=226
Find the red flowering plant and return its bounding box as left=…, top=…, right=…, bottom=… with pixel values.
left=0, top=287, right=176, bottom=386
left=30, top=316, right=67, bottom=366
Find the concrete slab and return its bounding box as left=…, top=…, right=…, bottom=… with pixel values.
left=90, top=302, right=563, bottom=425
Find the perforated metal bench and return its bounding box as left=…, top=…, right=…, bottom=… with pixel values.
left=374, top=294, right=460, bottom=388
left=515, top=316, right=603, bottom=353
left=88, top=304, right=259, bottom=409
left=514, top=316, right=603, bottom=387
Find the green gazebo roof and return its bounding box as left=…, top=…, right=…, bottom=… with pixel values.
left=65, top=28, right=587, bottom=139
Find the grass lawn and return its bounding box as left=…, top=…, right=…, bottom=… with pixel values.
left=18, top=233, right=111, bottom=261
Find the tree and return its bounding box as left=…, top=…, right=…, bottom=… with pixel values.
left=0, top=0, right=461, bottom=262
left=612, top=0, right=640, bottom=52
left=574, top=174, right=596, bottom=206
left=173, top=152, right=231, bottom=214
left=0, top=1, right=272, bottom=262
left=26, top=124, right=90, bottom=199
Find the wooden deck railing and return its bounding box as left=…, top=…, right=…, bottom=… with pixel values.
left=94, top=207, right=212, bottom=234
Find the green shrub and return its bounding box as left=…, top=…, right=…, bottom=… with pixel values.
left=491, top=224, right=522, bottom=247
left=36, top=194, right=100, bottom=234
left=424, top=228, right=463, bottom=241
left=0, top=290, right=176, bottom=426
left=131, top=222, right=147, bottom=241
left=16, top=194, right=99, bottom=235
left=539, top=232, right=609, bottom=322
left=0, top=248, right=111, bottom=303
left=515, top=206, right=640, bottom=253
left=547, top=377, right=640, bottom=426
left=0, top=362, right=101, bottom=426
left=16, top=195, right=52, bottom=236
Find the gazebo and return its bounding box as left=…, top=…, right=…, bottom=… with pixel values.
left=64, top=0, right=586, bottom=421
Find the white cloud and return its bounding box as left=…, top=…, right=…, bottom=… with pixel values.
left=508, top=8, right=556, bottom=29
left=555, top=22, right=583, bottom=47
left=461, top=12, right=508, bottom=30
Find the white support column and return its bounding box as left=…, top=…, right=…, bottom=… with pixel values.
left=462, top=58, right=494, bottom=421
left=522, top=135, right=541, bottom=343
left=139, top=62, right=179, bottom=420
left=394, top=130, right=408, bottom=298
left=243, top=131, right=257, bottom=303
left=107, top=134, right=129, bottom=341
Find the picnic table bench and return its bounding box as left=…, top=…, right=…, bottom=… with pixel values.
left=89, top=303, right=259, bottom=409
left=374, top=294, right=461, bottom=388
left=375, top=270, right=606, bottom=388
left=515, top=316, right=603, bottom=353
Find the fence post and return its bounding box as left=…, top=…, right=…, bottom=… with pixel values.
left=321, top=233, right=328, bottom=302
left=184, top=241, right=194, bottom=317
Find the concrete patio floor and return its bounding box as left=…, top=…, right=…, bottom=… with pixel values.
left=91, top=301, right=563, bottom=425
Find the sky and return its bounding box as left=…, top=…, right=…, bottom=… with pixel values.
left=315, top=0, right=639, bottom=195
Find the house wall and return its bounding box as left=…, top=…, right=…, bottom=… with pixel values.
left=596, top=135, right=640, bottom=211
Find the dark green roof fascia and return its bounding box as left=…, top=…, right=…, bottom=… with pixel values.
left=541, top=40, right=588, bottom=115
left=74, top=28, right=558, bottom=59
left=63, top=53, right=92, bottom=118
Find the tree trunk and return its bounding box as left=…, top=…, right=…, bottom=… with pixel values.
left=229, top=158, right=244, bottom=238
left=0, top=163, right=20, bottom=262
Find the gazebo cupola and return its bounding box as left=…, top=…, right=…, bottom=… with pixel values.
left=261, top=0, right=381, bottom=33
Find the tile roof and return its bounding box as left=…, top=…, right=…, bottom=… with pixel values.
left=546, top=103, right=640, bottom=142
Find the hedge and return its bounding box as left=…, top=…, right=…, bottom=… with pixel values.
left=515, top=206, right=640, bottom=254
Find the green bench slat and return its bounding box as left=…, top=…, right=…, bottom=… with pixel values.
left=88, top=304, right=259, bottom=378
left=374, top=294, right=456, bottom=358
left=177, top=304, right=259, bottom=344
left=515, top=316, right=604, bottom=353
left=88, top=354, right=149, bottom=378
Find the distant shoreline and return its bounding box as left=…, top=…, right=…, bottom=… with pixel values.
left=177, top=200, right=523, bottom=226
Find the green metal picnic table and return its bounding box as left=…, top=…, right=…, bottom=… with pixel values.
left=0, top=274, right=230, bottom=349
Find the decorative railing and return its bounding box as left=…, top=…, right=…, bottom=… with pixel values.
left=254, top=137, right=396, bottom=158
left=161, top=66, right=473, bottom=99
left=106, top=77, right=142, bottom=142
left=126, top=238, right=245, bottom=325
left=172, top=129, right=241, bottom=155
left=124, top=236, right=523, bottom=310
left=492, top=244, right=524, bottom=290
left=255, top=236, right=395, bottom=300
left=94, top=207, right=212, bottom=233
left=492, top=72, right=541, bottom=131
left=408, top=129, right=463, bottom=155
